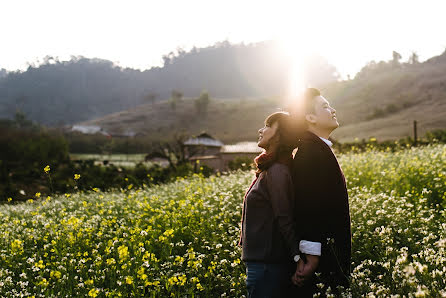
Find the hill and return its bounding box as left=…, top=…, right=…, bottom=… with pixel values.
left=82, top=51, right=446, bottom=143
left=0, top=41, right=338, bottom=126
left=81, top=96, right=279, bottom=144
left=326, top=51, right=446, bottom=141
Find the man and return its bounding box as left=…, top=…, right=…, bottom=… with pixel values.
left=291, top=88, right=352, bottom=296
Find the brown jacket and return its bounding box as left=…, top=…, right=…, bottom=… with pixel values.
left=241, top=162, right=300, bottom=263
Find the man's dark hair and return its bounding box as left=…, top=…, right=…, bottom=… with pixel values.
left=302, top=88, right=321, bottom=114
left=287, top=88, right=321, bottom=132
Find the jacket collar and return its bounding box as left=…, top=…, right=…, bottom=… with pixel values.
left=300, top=131, right=332, bottom=150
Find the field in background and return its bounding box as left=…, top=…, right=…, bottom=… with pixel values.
left=1, top=145, right=445, bottom=296
left=70, top=154, right=157, bottom=168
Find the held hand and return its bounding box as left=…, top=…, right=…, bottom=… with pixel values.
left=291, top=254, right=320, bottom=287
left=291, top=258, right=306, bottom=286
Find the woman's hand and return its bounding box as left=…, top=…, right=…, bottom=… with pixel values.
left=291, top=254, right=319, bottom=287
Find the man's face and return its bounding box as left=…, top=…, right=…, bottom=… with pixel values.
left=306, top=96, right=339, bottom=133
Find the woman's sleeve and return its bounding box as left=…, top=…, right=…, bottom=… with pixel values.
left=265, top=164, right=300, bottom=258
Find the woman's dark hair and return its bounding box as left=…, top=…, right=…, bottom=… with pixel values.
left=255, top=111, right=300, bottom=174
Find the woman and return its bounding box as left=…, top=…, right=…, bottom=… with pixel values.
left=240, top=111, right=301, bottom=297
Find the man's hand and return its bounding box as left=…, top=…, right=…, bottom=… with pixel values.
left=291, top=254, right=319, bottom=287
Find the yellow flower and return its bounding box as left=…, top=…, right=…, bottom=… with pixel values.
left=88, top=288, right=99, bottom=297
left=74, top=174, right=81, bottom=180
left=11, top=239, right=23, bottom=254
left=44, top=165, right=50, bottom=173
left=145, top=280, right=160, bottom=287
left=36, top=260, right=45, bottom=269
left=125, top=276, right=133, bottom=285
left=50, top=270, right=62, bottom=279
left=137, top=267, right=145, bottom=276
left=168, top=276, right=178, bottom=286
left=38, top=278, right=49, bottom=287
left=7, top=197, right=12, bottom=202
left=177, top=274, right=187, bottom=286
left=118, top=245, right=129, bottom=261
left=35, top=192, right=41, bottom=198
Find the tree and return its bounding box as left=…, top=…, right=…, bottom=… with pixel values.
left=169, top=90, right=183, bottom=111
left=408, top=51, right=419, bottom=64
left=145, top=134, right=199, bottom=170
left=144, top=93, right=158, bottom=105
left=194, top=91, right=210, bottom=116
left=14, top=111, right=34, bottom=128
left=392, top=51, right=402, bottom=67
left=303, top=54, right=340, bottom=87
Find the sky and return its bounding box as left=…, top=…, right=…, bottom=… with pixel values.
left=1, top=0, right=446, bottom=78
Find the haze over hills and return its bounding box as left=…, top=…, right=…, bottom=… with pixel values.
left=82, top=50, right=446, bottom=143
left=0, top=69, right=7, bottom=79
left=0, top=40, right=338, bottom=126
left=1, top=40, right=445, bottom=142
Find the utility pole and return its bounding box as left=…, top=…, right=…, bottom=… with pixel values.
left=413, top=120, right=418, bottom=146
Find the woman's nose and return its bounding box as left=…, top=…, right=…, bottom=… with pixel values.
left=258, top=127, right=263, bottom=134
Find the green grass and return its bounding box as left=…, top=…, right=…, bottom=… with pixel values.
left=69, top=154, right=158, bottom=168
left=70, top=154, right=147, bottom=162
left=1, top=145, right=445, bottom=296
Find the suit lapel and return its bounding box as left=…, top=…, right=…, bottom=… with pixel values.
left=301, top=131, right=346, bottom=186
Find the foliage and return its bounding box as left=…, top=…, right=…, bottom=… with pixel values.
left=65, top=132, right=156, bottom=154
left=228, top=156, right=255, bottom=171
left=194, top=91, right=210, bottom=116
left=1, top=145, right=445, bottom=296
left=0, top=125, right=70, bottom=200
left=0, top=124, right=211, bottom=201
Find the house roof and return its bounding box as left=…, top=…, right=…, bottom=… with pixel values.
left=221, top=142, right=263, bottom=154
left=71, top=125, right=110, bottom=136
left=184, top=133, right=224, bottom=147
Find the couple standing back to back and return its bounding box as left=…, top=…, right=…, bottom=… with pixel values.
left=240, top=88, right=352, bottom=297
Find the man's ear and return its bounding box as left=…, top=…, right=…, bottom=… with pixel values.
left=305, top=114, right=316, bottom=125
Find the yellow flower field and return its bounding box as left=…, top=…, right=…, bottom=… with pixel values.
left=0, top=144, right=445, bottom=297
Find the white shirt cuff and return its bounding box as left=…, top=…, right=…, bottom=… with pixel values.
left=299, top=240, right=321, bottom=256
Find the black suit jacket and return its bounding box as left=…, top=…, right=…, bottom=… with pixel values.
left=292, top=131, right=351, bottom=285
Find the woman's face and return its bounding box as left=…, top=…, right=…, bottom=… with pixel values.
left=257, top=121, right=279, bottom=151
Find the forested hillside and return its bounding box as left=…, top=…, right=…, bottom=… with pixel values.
left=0, top=41, right=337, bottom=126
left=83, top=50, right=446, bottom=143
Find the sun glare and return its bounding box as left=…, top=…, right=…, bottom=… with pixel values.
left=273, top=36, right=309, bottom=113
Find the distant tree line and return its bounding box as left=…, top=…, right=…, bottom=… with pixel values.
left=0, top=41, right=339, bottom=126
left=0, top=117, right=213, bottom=202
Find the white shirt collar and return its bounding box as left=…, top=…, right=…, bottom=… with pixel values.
left=319, top=137, right=333, bottom=147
